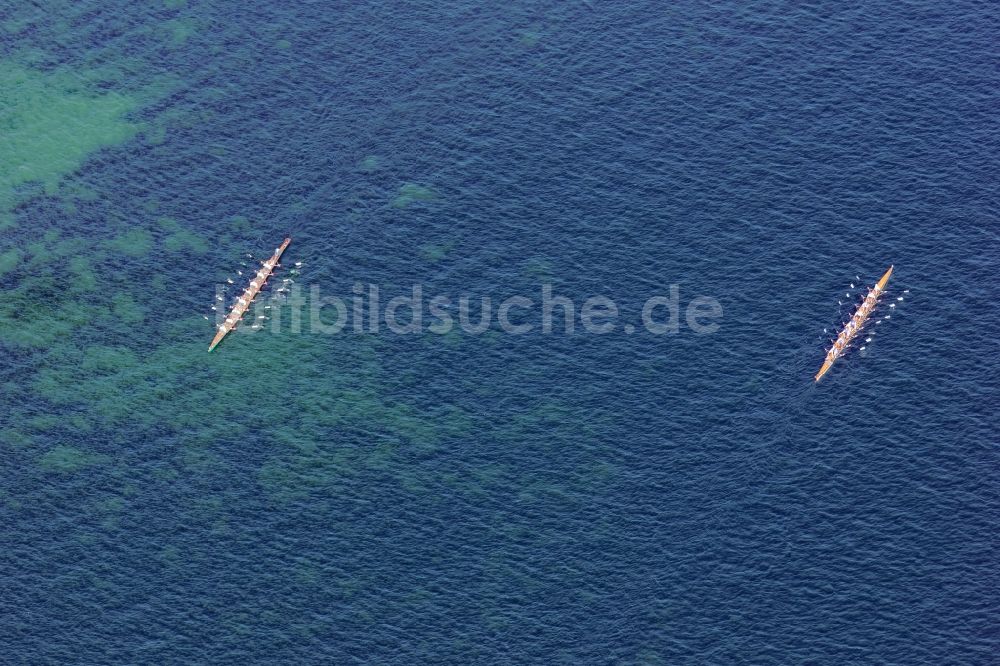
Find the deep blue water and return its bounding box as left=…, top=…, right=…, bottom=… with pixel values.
left=1, top=1, right=998, bottom=663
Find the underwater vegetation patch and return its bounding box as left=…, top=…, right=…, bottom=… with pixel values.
left=106, top=229, right=154, bottom=257
left=38, top=445, right=104, bottom=473
left=419, top=240, right=456, bottom=263
left=0, top=249, right=22, bottom=278
left=0, top=428, right=31, bottom=450
left=111, top=293, right=146, bottom=324
left=521, top=257, right=555, bottom=281
left=161, top=18, right=198, bottom=46
left=359, top=155, right=380, bottom=172
left=0, top=285, right=105, bottom=348
left=392, top=182, right=436, bottom=208
left=518, top=28, right=543, bottom=48
left=81, top=346, right=140, bottom=373
left=0, top=60, right=138, bottom=214
left=68, top=255, right=98, bottom=292
left=159, top=217, right=209, bottom=254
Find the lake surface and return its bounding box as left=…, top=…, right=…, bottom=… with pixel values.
left=1, top=1, right=997, bottom=663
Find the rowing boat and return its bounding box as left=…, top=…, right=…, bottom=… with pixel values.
left=814, top=265, right=893, bottom=381
left=208, top=237, right=291, bottom=352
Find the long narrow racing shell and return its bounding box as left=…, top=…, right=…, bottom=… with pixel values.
left=209, top=237, right=291, bottom=352
left=814, top=265, right=893, bottom=381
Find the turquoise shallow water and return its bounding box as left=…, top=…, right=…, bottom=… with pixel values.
left=1, top=1, right=998, bottom=663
